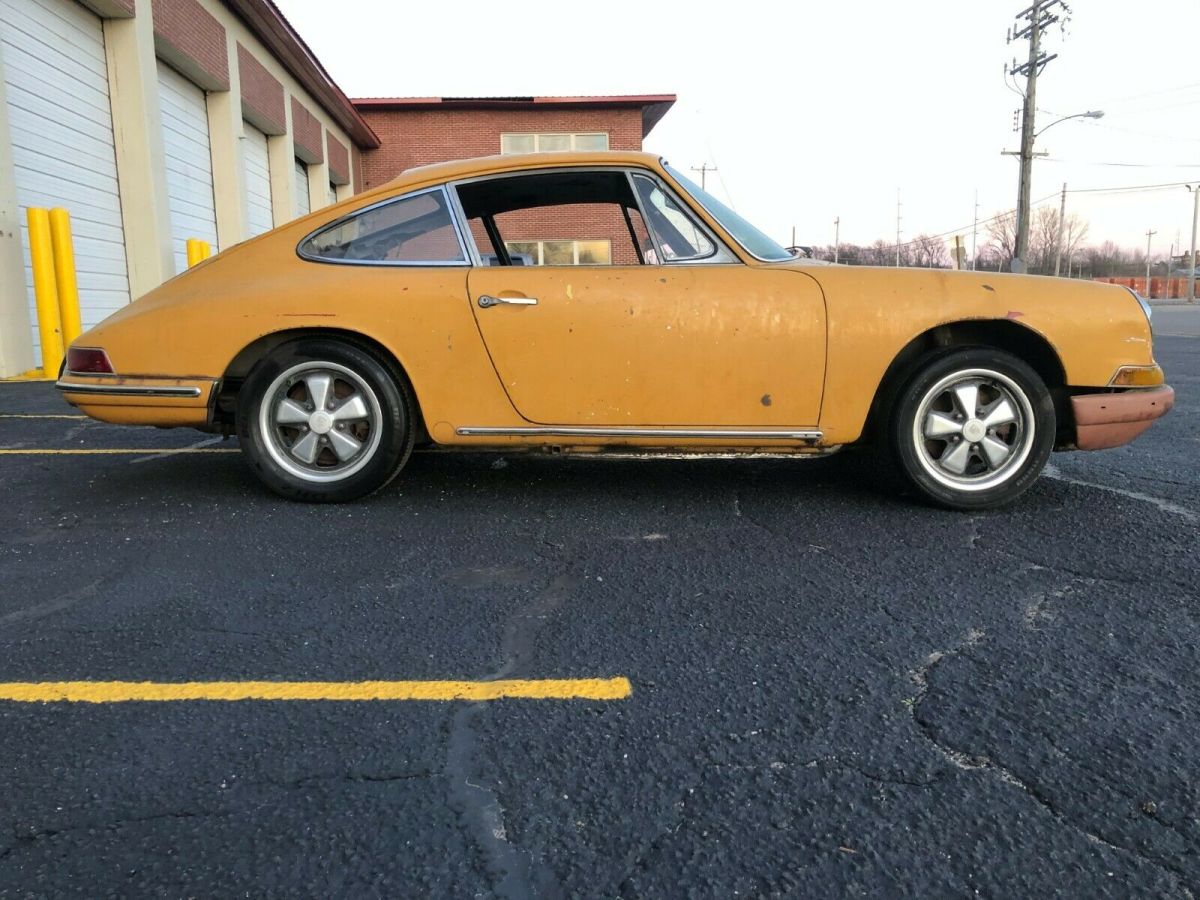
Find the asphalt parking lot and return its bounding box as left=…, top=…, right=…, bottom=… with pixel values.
left=1, top=313, right=1197, bottom=897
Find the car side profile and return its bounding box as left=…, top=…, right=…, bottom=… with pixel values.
left=56, top=150, right=1174, bottom=509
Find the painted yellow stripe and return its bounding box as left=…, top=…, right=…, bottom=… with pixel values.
left=0, top=448, right=238, bottom=455
left=0, top=678, right=632, bottom=703
left=0, top=414, right=88, bottom=419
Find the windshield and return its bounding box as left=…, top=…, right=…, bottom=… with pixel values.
left=664, top=164, right=792, bottom=261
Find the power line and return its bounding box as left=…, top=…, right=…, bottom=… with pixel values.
left=1066, top=180, right=1197, bottom=194
left=1090, top=79, right=1200, bottom=108
left=1041, top=158, right=1200, bottom=169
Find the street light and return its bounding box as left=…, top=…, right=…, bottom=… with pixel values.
left=1012, top=109, right=1104, bottom=273
left=1186, top=185, right=1199, bottom=303
left=1035, top=109, right=1104, bottom=138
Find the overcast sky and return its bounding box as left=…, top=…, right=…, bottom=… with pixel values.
left=277, top=0, right=1200, bottom=259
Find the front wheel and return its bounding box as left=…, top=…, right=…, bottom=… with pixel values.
left=236, top=339, right=414, bottom=502
left=888, top=348, right=1055, bottom=510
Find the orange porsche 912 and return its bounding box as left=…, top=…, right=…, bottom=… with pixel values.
left=57, top=151, right=1173, bottom=508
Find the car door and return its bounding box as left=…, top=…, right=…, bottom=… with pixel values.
left=457, top=169, right=826, bottom=428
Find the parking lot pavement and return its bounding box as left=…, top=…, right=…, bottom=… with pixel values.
left=0, top=336, right=1196, bottom=898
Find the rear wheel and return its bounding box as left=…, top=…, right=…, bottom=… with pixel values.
left=236, top=340, right=414, bottom=502
left=888, top=347, right=1054, bottom=510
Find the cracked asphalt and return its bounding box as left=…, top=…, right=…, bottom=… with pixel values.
left=0, top=321, right=1197, bottom=897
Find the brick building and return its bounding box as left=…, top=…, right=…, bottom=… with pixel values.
left=0, top=1, right=676, bottom=377
left=353, top=95, right=676, bottom=267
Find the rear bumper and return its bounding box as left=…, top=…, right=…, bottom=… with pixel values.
left=1071, top=385, right=1174, bottom=450
left=56, top=375, right=217, bottom=427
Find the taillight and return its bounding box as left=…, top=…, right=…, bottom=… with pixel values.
left=66, top=347, right=114, bottom=374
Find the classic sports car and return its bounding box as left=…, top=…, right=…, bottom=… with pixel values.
left=57, top=150, right=1173, bottom=509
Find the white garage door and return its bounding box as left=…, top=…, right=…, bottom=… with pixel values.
left=157, top=60, right=216, bottom=274
left=328, top=182, right=337, bottom=207
left=1, top=0, right=130, bottom=365
left=242, top=122, right=272, bottom=238
left=294, top=159, right=310, bottom=216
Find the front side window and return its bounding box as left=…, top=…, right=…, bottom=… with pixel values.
left=456, top=170, right=647, bottom=267
left=300, top=189, right=464, bottom=264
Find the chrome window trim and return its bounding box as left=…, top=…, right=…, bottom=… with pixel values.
left=658, top=160, right=792, bottom=264
left=445, top=166, right=737, bottom=268
left=455, top=426, right=822, bottom=441
left=295, top=185, right=471, bottom=267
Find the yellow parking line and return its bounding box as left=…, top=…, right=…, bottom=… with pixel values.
left=0, top=678, right=633, bottom=703
left=0, top=448, right=238, bottom=455
left=0, top=414, right=88, bottom=419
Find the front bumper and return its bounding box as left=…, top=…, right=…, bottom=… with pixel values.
left=1071, top=385, right=1175, bottom=450
left=56, top=374, right=218, bottom=427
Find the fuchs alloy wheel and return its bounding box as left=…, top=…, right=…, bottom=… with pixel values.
left=889, top=348, right=1055, bottom=510
left=237, top=340, right=414, bottom=502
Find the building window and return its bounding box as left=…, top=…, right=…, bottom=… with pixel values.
left=500, top=132, right=610, bottom=154
left=503, top=240, right=613, bottom=266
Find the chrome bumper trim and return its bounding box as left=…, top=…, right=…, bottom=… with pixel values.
left=55, top=381, right=203, bottom=398
left=456, top=426, right=823, bottom=441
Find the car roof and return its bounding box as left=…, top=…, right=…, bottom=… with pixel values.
left=388, top=150, right=666, bottom=192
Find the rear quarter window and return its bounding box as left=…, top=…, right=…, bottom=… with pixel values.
left=300, top=189, right=465, bottom=264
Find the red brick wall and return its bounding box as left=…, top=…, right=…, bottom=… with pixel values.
left=151, top=0, right=229, bottom=90
left=237, top=43, right=284, bottom=134
left=327, top=133, right=349, bottom=185
left=290, top=97, right=323, bottom=163
left=356, top=107, right=644, bottom=190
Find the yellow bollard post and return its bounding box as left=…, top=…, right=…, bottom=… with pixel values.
left=48, top=208, right=83, bottom=347
left=201, top=240, right=213, bottom=260
left=186, top=238, right=203, bottom=268
left=26, top=208, right=64, bottom=379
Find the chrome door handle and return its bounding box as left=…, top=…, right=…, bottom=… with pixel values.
left=478, top=294, right=538, bottom=308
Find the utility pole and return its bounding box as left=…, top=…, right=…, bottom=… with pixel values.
left=1188, top=185, right=1199, bottom=303
left=895, top=190, right=902, bottom=267
left=971, top=191, right=979, bottom=270
left=1053, top=182, right=1067, bottom=276
left=1145, top=229, right=1157, bottom=298
left=1008, top=0, right=1068, bottom=273
left=834, top=217, right=840, bottom=264
left=690, top=164, right=716, bottom=191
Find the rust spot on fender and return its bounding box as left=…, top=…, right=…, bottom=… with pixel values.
left=981, top=284, right=996, bottom=292
left=1006, top=310, right=1024, bottom=319
left=761, top=394, right=772, bottom=407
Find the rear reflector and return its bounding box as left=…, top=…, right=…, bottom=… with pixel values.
left=66, top=347, right=114, bottom=374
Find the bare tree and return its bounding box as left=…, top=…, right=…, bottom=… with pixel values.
left=985, top=212, right=1017, bottom=271
left=910, top=234, right=951, bottom=269
left=1030, top=208, right=1090, bottom=275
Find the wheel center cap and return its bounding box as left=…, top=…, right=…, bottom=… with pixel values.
left=962, top=419, right=986, bottom=443
left=309, top=410, right=333, bottom=435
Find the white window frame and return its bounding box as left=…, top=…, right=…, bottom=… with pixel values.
left=500, top=132, right=610, bottom=154
left=504, top=239, right=612, bottom=266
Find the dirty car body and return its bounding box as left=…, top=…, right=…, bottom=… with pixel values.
left=57, top=151, right=1174, bottom=508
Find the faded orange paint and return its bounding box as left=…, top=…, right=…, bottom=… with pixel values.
left=58, top=151, right=1162, bottom=450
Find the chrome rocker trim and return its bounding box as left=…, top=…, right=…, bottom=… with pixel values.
left=456, top=426, right=823, bottom=441
left=55, top=381, right=203, bottom=398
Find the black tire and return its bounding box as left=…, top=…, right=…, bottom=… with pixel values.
left=887, top=347, right=1055, bottom=510
left=236, top=339, right=415, bottom=502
